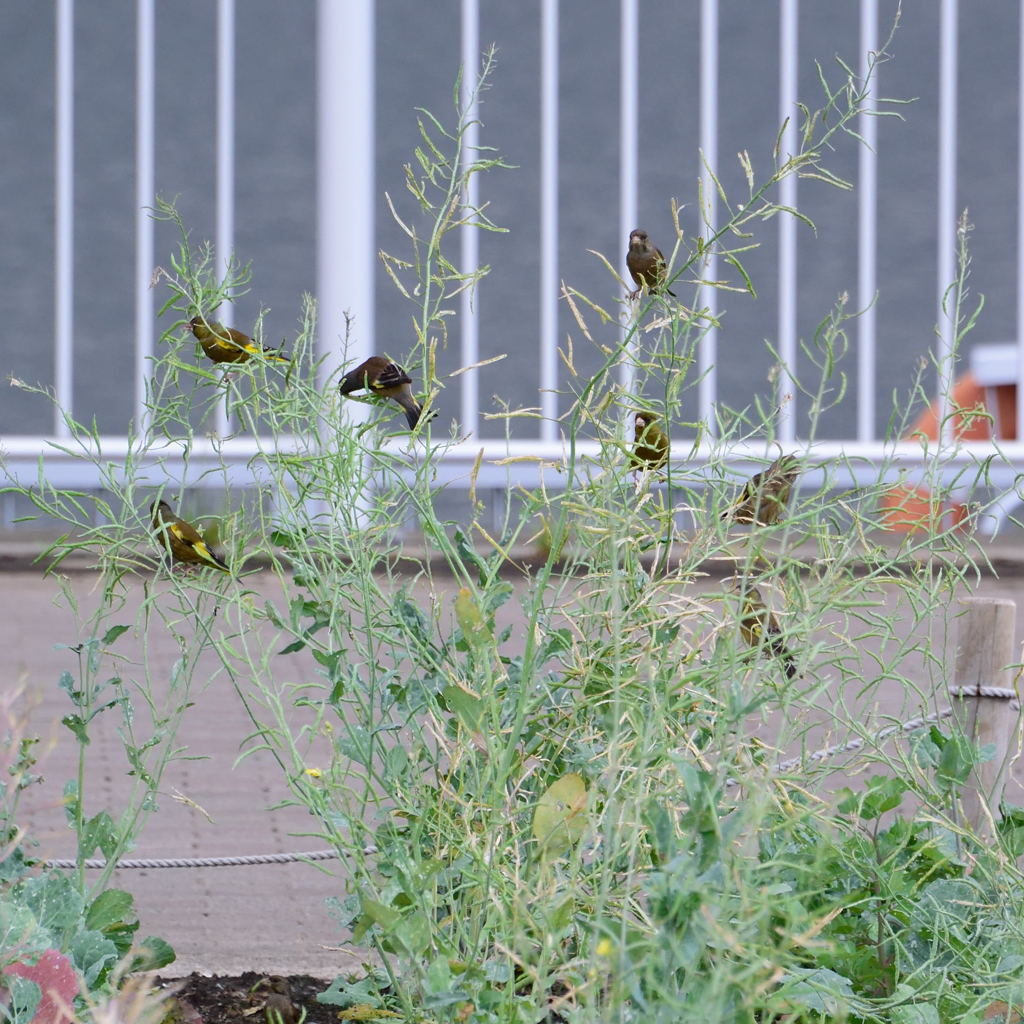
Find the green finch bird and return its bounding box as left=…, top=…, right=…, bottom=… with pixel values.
left=188, top=315, right=288, bottom=365
left=630, top=411, right=670, bottom=473
left=733, top=581, right=796, bottom=679
left=626, top=228, right=676, bottom=299
left=151, top=500, right=230, bottom=573
left=339, top=355, right=425, bottom=429
left=722, top=453, right=801, bottom=526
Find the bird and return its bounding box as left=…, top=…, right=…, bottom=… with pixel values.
left=339, top=355, right=425, bottom=429
left=188, top=315, right=288, bottom=365
left=150, top=500, right=231, bottom=573
left=733, top=581, right=796, bottom=679
left=630, top=411, right=670, bottom=473
left=261, top=978, right=297, bottom=1024
left=626, top=228, right=676, bottom=300
left=721, top=453, right=801, bottom=527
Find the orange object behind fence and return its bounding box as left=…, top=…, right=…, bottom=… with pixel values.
left=879, top=371, right=1017, bottom=531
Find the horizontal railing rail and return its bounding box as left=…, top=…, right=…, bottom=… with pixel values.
left=4, top=0, right=1024, bottom=534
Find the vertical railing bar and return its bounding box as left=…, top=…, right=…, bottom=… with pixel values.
left=460, top=0, right=480, bottom=437
left=134, top=0, right=155, bottom=436
left=937, top=0, right=958, bottom=446
left=618, top=0, right=639, bottom=395
left=316, top=1, right=374, bottom=384
left=857, top=0, right=878, bottom=444
left=316, top=1, right=373, bottom=528
left=539, top=0, right=559, bottom=442
left=777, top=0, right=799, bottom=444
left=54, top=0, right=74, bottom=438
left=1017, top=0, right=1024, bottom=441
left=698, top=0, right=719, bottom=435
left=215, top=0, right=235, bottom=437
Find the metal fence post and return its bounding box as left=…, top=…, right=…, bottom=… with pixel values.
left=316, top=0, right=375, bottom=526
left=950, top=597, right=1022, bottom=836
left=317, top=0, right=374, bottom=380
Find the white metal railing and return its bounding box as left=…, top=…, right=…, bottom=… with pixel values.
left=539, top=0, right=559, bottom=441
left=857, top=0, right=878, bottom=444
left=53, top=0, right=73, bottom=439
left=698, top=0, right=718, bottom=431
left=134, top=0, right=154, bottom=436
left=5, top=0, right=1024, bottom=529
left=937, top=0, right=958, bottom=446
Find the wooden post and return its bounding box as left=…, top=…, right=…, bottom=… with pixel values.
left=950, top=597, right=1022, bottom=836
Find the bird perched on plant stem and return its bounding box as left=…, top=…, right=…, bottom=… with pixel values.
left=733, top=581, right=796, bottom=679
left=188, top=315, right=288, bottom=365
left=151, top=500, right=231, bottom=574
left=630, top=411, right=670, bottom=474
left=721, top=453, right=801, bottom=527
left=626, top=228, right=676, bottom=300
left=339, top=355, right=425, bottom=429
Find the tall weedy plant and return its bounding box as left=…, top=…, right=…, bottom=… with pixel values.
left=6, top=22, right=1024, bottom=1024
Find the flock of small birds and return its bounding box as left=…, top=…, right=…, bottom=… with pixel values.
left=149, top=315, right=426, bottom=574
left=625, top=229, right=801, bottom=679
left=150, top=229, right=801, bottom=677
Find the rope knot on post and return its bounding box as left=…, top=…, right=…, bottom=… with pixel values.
left=950, top=597, right=1023, bottom=836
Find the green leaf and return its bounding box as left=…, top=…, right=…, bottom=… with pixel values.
left=79, top=811, right=119, bottom=860
left=454, top=587, right=491, bottom=649
left=453, top=527, right=489, bottom=583
left=21, top=874, right=85, bottom=933
left=58, top=671, right=82, bottom=705
left=836, top=775, right=906, bottom=820
left=263, top=601, right=285, bottom=628
left=336, top=725, right=374, bottom=769
left=312, top=648, right=343, bottom=682
left=423, top=955, right=467, bottom=1007
left=126, top=935, right=176, bottom=972
left=891, top=1004, right=940, bottom=1024
left=85, top=889, right=135, bottom=933
left=442, top=682, right=485, bottom=733
left=62, top=780, right=81, bottom=825
left=1, top=976, right=41, bottom=1024
left=775, top=966, right=854, bottom=1014
left=997, top=803, right=1024, bottom=858
left=533, top=773, right=588, bottom=856
left=911, top=879, right=979, bottom=933
left=643, top=802, right=674, bottom=862
left=101, top=625, right=130, bottom=645
left=60, top=714, right=89, bottom=744
left=394, top=910, right=431, bottom=956
left=67, top=928, right=119, bottom=987
left=316, top=972, right=386, bottom=1009
left=535, top=625, right=569, bottom=658
left=937, top=732, right=977, bottom=789
left=393, top=595, right=432, bottom=647
left=352, top=897, right=401, bottom=942
left=0, top=900, right=48, bottom=955
left=483, top=581, right=513, bottom=616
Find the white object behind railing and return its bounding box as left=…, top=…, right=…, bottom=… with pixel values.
left=5, top=1, right=1024, bottom=531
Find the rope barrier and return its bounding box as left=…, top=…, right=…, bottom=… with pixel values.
left=44, top=848, right=340, bottom=871
left=43, top=691, right=1014, bottom=868
left=948, top=686, right=1019, bottom=701
left=724, top=704, right=956, bottom=790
